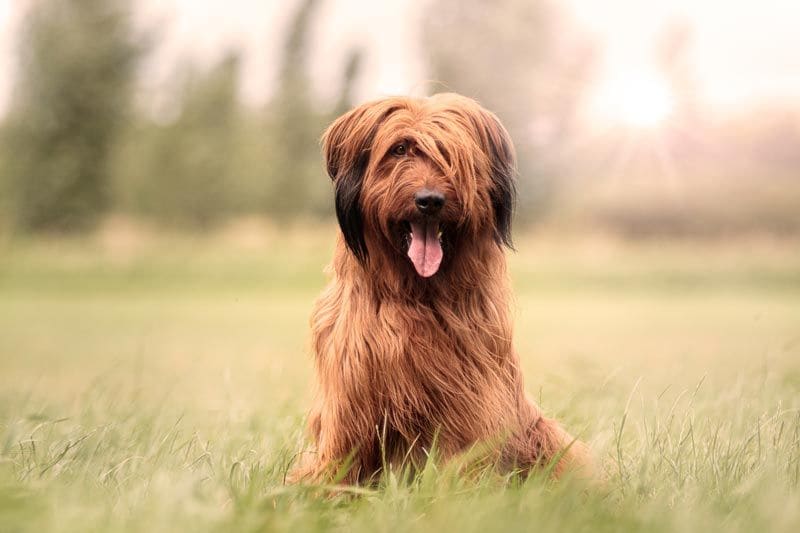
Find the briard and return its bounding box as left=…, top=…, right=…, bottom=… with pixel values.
left=294, top=93, right=589, bottom=484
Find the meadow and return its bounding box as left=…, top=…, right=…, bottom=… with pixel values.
left=1, top=223, right=799, bottom=532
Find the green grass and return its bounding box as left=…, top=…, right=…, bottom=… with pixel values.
left=1, top=227, right=799, bottom=532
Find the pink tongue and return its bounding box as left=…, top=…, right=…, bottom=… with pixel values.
left=408, top=221, right=443, bottom=277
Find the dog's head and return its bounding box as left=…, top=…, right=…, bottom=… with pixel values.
left=323, top=93, right=516, bottom=278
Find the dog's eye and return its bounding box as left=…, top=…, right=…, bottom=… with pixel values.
left=390, top=142, right=407, bottom=157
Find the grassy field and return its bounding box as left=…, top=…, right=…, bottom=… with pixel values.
left=1, top=224, right=799, bottom=532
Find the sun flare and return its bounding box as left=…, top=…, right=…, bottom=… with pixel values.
left=595, top=71, right=675, bottom=128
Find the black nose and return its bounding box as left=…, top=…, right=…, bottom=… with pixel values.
left=414, top=189, right=445, bottom=215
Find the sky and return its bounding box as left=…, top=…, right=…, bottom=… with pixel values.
left=1, top=0, right=799, bottom=123
left=569, top=0, right=800, bottom=121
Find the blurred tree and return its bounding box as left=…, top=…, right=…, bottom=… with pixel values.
left=333, top=49, right=364, bottom=117
left=1, top=0, right=140, bottom=233
left=423, top=0, right=594, bottom=221
left=657, top=20, right=699, bottom=128
left=111, top=0, right=365, bottom=228
left=264, top=0, right=330, bottom=218
left=655, top=18, right=706, bottom=166
left=121, top=53, right=243, bottom=228
left=0, top=128, right=11, bottom=231
left=264, top=0, right=364, bottom=219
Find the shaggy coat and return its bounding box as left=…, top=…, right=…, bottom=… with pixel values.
left=294, top=93, right=588, bottom=484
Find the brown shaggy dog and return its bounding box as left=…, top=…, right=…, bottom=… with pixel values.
left=294, top=93, right=589, bottom=484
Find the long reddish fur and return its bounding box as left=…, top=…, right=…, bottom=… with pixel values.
left=292, top=93, right=590, bottom=484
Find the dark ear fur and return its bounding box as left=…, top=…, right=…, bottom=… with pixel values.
left=473, top=108, right=517, bottom=249
left=322, top=101, right=400, bottom=262
left=333, top=155, right=369, bottom=262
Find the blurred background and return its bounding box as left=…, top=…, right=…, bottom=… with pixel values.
left=0, top=4, right=799, bottom=529
left=1, top=0, right=798, bottom=237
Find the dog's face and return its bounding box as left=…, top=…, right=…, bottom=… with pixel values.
left=323, top=93, right=516, bottom=278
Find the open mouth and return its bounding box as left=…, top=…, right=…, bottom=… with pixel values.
left=399, top=219, right=444, bottom=278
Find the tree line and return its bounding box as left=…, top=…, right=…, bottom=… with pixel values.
left=0, top=0, right=594, bottom=234
left=3, top=0, right=795, bottom=237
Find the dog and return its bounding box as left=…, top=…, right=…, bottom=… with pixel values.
left=293, top=93, right=589, bottom=484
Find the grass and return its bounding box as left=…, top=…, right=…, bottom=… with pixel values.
left=1, top=224, right=799, bottom=532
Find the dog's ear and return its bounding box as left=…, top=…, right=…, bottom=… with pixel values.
left=322, top=100, right=402, bottom=262
left=471, top=107, right=517, bottom=249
